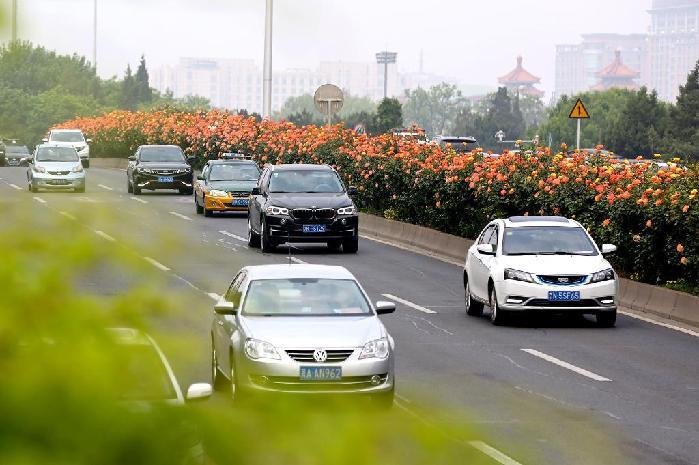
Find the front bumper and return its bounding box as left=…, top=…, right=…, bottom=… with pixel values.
left=31, top=172, right=85, bottom=189
left=496, top=279, right=618, bottom=313
left=204, top=195, right=250, bottom=212
left=236, top=350, right=394, bottom=395
left=135, top=173, right=193, bottom=191
left=265, top=214, right=359, bottom=243
left=4, top=157, right=25, bottom=166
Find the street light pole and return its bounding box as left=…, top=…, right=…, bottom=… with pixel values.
left=375, top=51, right=397, bottom=100
left=93, top=0, right=97, bottom=71
left=11, top=0, right=17, bottom=42
left=262, top=0, right=273, bottom=119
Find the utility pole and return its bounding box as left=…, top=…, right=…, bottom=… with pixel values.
left=93, top=0, right=97, bottom=71
left=262, top=0, right=273, bottom=119
left=11, top=0, right=18, bottom=42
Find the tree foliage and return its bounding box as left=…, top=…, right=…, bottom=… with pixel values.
left=373, top=98, right=403, bottom=134
left=607, top=87, right=669, bottom=156
left=402, top=83, right=465, bottom=136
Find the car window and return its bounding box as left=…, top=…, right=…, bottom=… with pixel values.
left=202, top=164, right=210, bottom=179
left=50, top=132, right=84, bottom=143
left=139, top=146, right=185, bottom=163
left=209, top=164, right=260, bottom=181
left=478, top=226, right=494, bottom=245
left=35, top=147, right=79, bottom=162
left=488, top=227, right=499, bottom=247
left=502, top=227, right=599, bottom=256
left=242, top=279, right=372, bottom=316
left=225, top=272, right=245, bottom=307
left=268, top=170, right=344, bottom=193
left=6, top=145, right=29, bottom=154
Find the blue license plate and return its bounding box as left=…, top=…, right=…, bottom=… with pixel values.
left=7, top=159, right=19, bottom=165
left=300, top=366, right=342, bottom=381
left=548, top=291, right=581, bottom=302
left=158, top=176, right=174, bottom=183
left=231, top=198, right=249, bottom=206
left=303, top=224, right=326, bottom=233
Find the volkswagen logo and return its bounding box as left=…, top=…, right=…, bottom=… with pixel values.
left=313, top=349, right=327, bottom=363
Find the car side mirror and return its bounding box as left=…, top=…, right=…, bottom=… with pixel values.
left=197, top=175, right=205, bottom=181
left=375, top=301, right=396, bottom=315
left=186, top=383, right=212, bottom=401
left=214, top=300, right=237, bottom=315
left=42, top=138, right=48, bottom=143
left=128, top=155, right=136, bottom=162
left=476, top=244, right=496, bottom=255
left=86, top=138, right=93, bottom=144
left=601, top=244, right=617, bottom=255
left=251, top=187, right=261, bottom=196
left=347, top=186, right=358, bottom=196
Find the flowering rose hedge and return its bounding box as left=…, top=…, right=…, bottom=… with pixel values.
left=58, top=109, right=699, bottom=290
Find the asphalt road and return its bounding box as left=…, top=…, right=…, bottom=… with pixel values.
left=2, top=166, right=698, bottom=465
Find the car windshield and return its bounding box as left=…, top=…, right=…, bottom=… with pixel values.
left=503, top=226, right=598, bottom=256
left=442, top=140, right=476, bottom=153
left=269, top=170, right=344, bottom=193
left=243, top=278, right=372, bottom=316
left=6, top=145, right=29, bottom=154
left=50, top=132, right=84, bottom=143
left=209, top=164, right=260, bottom=181
left=116, top=343, right=177, bottom=401
left=140, top=147, right=185, bottom=162
left=36, top=147, right=79, bottom=162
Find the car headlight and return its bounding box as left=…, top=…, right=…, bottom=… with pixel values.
left=265, top=205, right=289, bottom=215
left=71, top=165, right=83, bottom=173
left=244, top=339, right=281, bottom=360
left=33, top=165, right=46, bottom=173
left=504, top=268, right=536, bottom=283
left=139, top=168, right=153, bottom=174
left=337, top=205, right=356, bottom=215
left=75, top=145, right=86, bottom=152
left=358, top=338, right=390, bottom=360
left=208, top=189, right=229, bottom=198
left=591, top=268, right=615, bottom=283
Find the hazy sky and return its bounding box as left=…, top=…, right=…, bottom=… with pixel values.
left=2, top=0, right=652, bottom=95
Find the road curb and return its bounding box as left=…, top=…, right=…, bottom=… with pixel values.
left=360, top=212, right=699, bottom=329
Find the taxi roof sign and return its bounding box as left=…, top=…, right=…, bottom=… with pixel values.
left=569, top=99, right=590, bottom=119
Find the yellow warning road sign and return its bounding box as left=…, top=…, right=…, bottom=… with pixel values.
left=569, top=99, right=590, bottom=119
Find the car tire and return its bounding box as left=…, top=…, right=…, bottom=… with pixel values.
left=248, top=217, right=261, bottom=248
left=83, top=160, right=90, bottom=169
left=342, top=237, right=359, bottom=254
left=180, top=188, right=193, bottom=195
left=29, top=182, right=37, bottom=193
left=204, top=205, right=213, bottom=217
left=260, top=219, right=275, bottom=253
left=596, top=311, right=616, bottom=328
left=75, top=185, right=85, bottom=193
left=211, top=340, right=227, bottom=392
left=229, top=358, right=245, bottom=405
left=489, top=287, right=508, bottom=326
left=465, top=279, right=484, bottom=317
left=195, top=196, right=204, bottom=214
left=127, top=177, right=133, bottom=193
left=327, top=240, right=342, bottom=251
left=133, top=180, right=141, bottom=195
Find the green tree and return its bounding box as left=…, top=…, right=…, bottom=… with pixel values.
left=663, top=61, right=699, bottom=159
left=278, top=93, right=377, bottom=122
left=371, top=98, right=402, bottom=134
left=134, top=55, right=153, bottom=105
left=287, top=109, right=319, bottom=126
left=403, top=83, right=466, bottom=136
left=607, top=87, right=669, bottom=157
left=120, top=64, right=138, bottom=110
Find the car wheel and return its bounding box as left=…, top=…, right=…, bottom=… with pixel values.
left=29, top=182, right=37, bottom=193
left=248, top=217, right=261, bottom=248
left=229, top=359, right=246, bottom=404
left=465, top=279, right=484, bottom=317
left=75, top=185, right=85, bottom=193
left=195, top=196, right=204, bottom=214
left=342, top=236, right=359, bottom=254
left=127, top=177, right=133, bottom=193
left=327, top=240, right=342, bottom=251
left=596, top=311, right=616, bottom=328
left=489, top=287, right=508, bottom=326
left=133, top=180, right=141, bottom=195
left=211, top=340, right=228, bottom=391
left=83, top=160, right=90, bottom=169
left=260, top=219, right=275, bottom=253
left=204, top=205, right=213, bottom=217
left=180, top=188, right=193, bottom=195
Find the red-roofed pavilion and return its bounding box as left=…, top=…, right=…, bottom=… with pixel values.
left=498, top=56, right=544, bottom=99
left=591, top=50, right=640, bottom=91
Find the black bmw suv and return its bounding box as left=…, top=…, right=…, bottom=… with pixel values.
left=127, top=145, right=194, bottom=195
left=247, top=164, right=359, bottom=253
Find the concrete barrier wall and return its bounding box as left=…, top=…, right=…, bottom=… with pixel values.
left=360, top=213, right=699, bottom=328
left=90, top=158, right=128, bottom=169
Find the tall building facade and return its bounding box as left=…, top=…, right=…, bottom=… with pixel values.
left=648, top=0, right=699, bottom=102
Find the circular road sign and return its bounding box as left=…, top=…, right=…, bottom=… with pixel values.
left=314, top=84, right=344, bottom=116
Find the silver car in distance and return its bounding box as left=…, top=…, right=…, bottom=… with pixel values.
left=210, top=264, right=396, bottom=407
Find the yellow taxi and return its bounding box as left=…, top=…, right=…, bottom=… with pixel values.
left=194, top=157, right=261, bottom=216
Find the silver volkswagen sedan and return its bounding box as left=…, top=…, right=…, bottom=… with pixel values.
left=210, top=264, right=396, bottom=407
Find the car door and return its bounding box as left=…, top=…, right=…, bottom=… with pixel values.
left=214, top=271, right=244, bottom=372
left=196, top=163, right=210, bottom=205
left=471, top=225, right=496, bottom=300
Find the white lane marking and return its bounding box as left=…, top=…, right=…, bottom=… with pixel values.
left=169, top=211, right=193, bottom=221
left=619, top=310, right=699, bottom=338
left=382, top=294, right=436, bottom=314
left=290, top=257, right=308, bottom=264
left=59, top=211, right=76, bottom=220
left=521, top=349, right=612, bottom=382
left=130, top=197, right=148, bottom=204
left=97, top=184, right=113, bottom=191
left=467, top=441, right=524, bottom=465
left=219, top=230, right=247, bottom=242
left=33, top=196, right=47, bottom=204
left=207, top=293, right=222, bottom=301
left=94, top=230, right=116, bottom=242
left=9, top=183, right=21, bottom=190
left=144, top=257, right=170, bottom=272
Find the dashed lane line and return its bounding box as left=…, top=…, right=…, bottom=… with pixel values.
left=207, top=293, right=222, bottom=301
left=219, top=230, right=247, bottom=242
left=169, top=211, right=193, bottom=221
left=130, top=197, right=148, bottom=204
left=94, top=230, right=116, bottom=242
left=33, top=196, right=47, bottom=204
left=59, top=211, right=76, bottom=220
left=382, top=294, right=437, bottom=314
left=97, top=184, right=114, bottom=191
left=144, top=257, right=171, bottom=272
left=521, top=349, right=612, bottom=382
left=290, top=257, right=308, bottom=264
left=9, top=183, right=22, bottom=190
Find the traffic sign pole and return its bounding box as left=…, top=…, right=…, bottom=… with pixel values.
left=568, top=99, right=589, bottom=151
left=576, top=119, right=581, bottom=150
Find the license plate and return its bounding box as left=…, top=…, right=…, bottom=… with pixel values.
left=48, top=179, right=69, bottom=185
left=231, top=198, right=249, bottom=206
left=7, top=159, right=18, bottom=165
left=158, top=176, right=174, bottom=183
left=299, top=366, right=342, bottom=381
left=548, top=291, right=581, bottom=302
left=303, top=224, right=326, bottom=233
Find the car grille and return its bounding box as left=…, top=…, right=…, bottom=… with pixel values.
left=48, top=171, right=70, bottom=175
left=291, top=208, right=314, bottom=220
left=250, top=374, right=388, bottom=392
left=229, top=191, right=250, bottom=197
left=526, top=299, right=599, bottom=308
left=291, top=208, right=335, bottom=221
left=537, top=275, right=587, bottom=285
left=286, top=349, right=354, bottom=363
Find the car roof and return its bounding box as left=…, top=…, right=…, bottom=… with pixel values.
left=139, top=144, right=182, bottom=149
left=36, top=143, right=78, bottom=150
left=50, top=128, right=83, bottom=133
left=269, top=163, right=333, bottom=171
left=502, top=216, right=580, bottom=228
left=208, top=159, right=258, bottom=166
left=243, top=264, right=356, bottom=281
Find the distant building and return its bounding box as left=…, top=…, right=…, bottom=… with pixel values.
left=648, top=0, right=699, bottom=102
left=498, top=56, right=544, bottom=99
left=554, top=34, right=647, bottom=99
left=592, top=50, right=641, bottom=91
